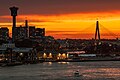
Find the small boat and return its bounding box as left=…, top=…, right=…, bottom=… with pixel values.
left=74, top=70, right=81, bottom=77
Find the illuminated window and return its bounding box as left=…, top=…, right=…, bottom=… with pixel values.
left=43, top=53, right=47, bottom=58
left=57, top=53, right=61, bottom=59
left=58, top=53, right=61, bottom=57
left=49, top=53, right=52, bottom=58
left=67, top=53, right=69, bottom=58
left=62, top=53, right=66, bottom=59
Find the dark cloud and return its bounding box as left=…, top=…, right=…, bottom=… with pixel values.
left=0, top=0, right=120, bottom=16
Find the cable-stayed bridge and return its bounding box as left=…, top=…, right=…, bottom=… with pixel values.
left=79, top=21, right=119, bottom=40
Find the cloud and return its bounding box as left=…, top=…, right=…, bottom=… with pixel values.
left=0, top=15, right=64, bottom=23
left=1, top=11, right=120, bottom=23
left=17, top=0, right=120, bottom=15
left=0, top=0, right=120, bottom=16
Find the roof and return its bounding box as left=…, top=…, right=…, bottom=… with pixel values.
left=13, top=48, right=33, bottom=53
left=39, top=50, right=60, bottom=54
left=67, top=51, right=86, bottom=54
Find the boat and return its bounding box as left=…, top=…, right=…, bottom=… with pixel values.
left=74, top=70, right=82, bottom=77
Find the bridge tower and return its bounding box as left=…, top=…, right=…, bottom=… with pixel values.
left=94, top=20, right=101, bottom=54
left=95, top=20, right=100, bottom=41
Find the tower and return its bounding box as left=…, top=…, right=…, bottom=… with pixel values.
left=9, top=6, right=19, bottom=42
left=94, top=21, right=101, bottom=54
left=25, top=20, right=28, bottom=28
left=25, top=20, right=29, bottom=38
left=95, top=21, right=100, bottom=41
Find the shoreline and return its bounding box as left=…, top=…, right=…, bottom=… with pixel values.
left=0, top=59, right=120, bottom=67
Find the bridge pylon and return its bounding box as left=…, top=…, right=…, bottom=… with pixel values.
left=95, top=20, right=100, bottom=41
left=94, top=20, right=101, bottom=53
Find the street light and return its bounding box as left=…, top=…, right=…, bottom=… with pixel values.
left=20, top=53, right=23, bottom=56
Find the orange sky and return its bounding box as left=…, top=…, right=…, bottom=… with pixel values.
left=0, top=11, right=120, bottom=39
left=0, top=0, right=120, bottom=39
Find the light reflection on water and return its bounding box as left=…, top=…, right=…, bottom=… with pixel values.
left=0, top=61, right=120, bottom=80
left=58, top=62, right=69, bottom=64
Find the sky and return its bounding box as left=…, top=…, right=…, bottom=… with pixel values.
left=0, top=0, right=120, bottom=39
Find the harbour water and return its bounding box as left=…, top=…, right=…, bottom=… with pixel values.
left=0, top=61, right=120, bottom=80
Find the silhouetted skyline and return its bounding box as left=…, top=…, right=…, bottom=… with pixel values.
left=0, top=0, right=120, bottom=39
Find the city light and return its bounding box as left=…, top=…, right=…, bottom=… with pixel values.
left=43, top=53, right=47, bottom=58
left=57, top=53, right=61, bottom=59
left=49, top=53, right=52, bottom=58
left=62, top=53, right=66, bottom=59
left=0, top=58, right=3, bottom=61
left=20, top=53, right=23, bottom=56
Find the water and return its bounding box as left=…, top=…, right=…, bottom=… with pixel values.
left=0, top=61, right=120, bottom=80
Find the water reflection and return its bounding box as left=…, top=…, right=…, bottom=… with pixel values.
left=43, top=62, right=52, bottom=66
left=58, top=62, right=69, bottom=64
left=0, top=61, right=120, bottom=80
left=48, top=62, right=52, bottom=65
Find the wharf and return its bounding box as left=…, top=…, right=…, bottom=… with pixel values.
left=42, top=57, right=120, bottom=62
left=0, top=57, right=120, bottom=67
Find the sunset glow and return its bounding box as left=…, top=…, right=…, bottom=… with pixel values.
left=1, top=11, right=120, bottom=39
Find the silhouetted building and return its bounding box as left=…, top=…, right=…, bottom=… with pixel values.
left=35, top=28, right=45, bottom=38
left=15, top=25, right=27, bottom=40
left=0, top=27, right=9, bottom=41
left=25, top=20, right=29, bottom=37
left=14, top=20, right=29, bottom=40
left=29, top=27, right=45, bottom=38
left=29, top=26, right=35, bottom=38
left=9, top=6, right=19, bottom=42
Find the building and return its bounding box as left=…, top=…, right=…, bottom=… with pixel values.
left=0, top=43, right=37, bottom=62
left=0, top=43, right=15, bottom=55
left=12, top=48, right=37, bottom=62
left=0, top=43, right=15, bottom=61
left=0, top=43, right=15, bottom=49
left=11, top=21, right=45, bottom=40
left=29, top=26, right=35, bottom=38
left=38, top=51, right=68, bottom=60
left=15, top=25, right=27, bottom=40
left=0, top=27, right=9, bottom=41
left=29, top=27, right=45, bottom=38
left=35, top=28, right=45, bottom=38
left=0, top=43, right=15, bottom=54
left=67, top=51, right=86, bottom=59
